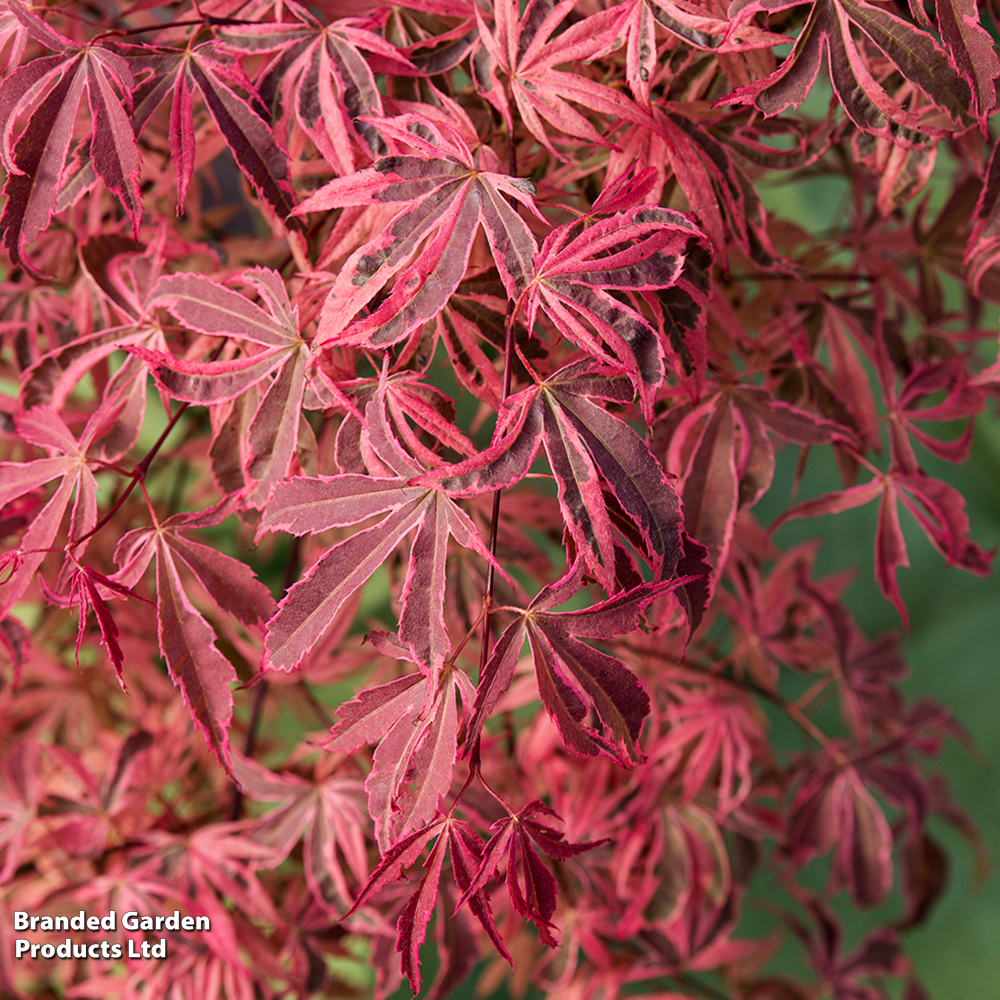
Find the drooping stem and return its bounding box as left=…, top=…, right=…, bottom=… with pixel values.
left=72, top=401, right=191, bottom=547
left=471, top=289, right=521, bottom=775
left=473, top=119, right=523, bottom=764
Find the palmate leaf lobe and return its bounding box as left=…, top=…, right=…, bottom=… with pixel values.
left=429, top=363, right=683, bottom=594
left=722, top=0, right=974, bottom=143
left=465, top=561, right=703, bottom=765
left=112, top=501, right=275, bottom=774
left=0, top=29, right=141, bottom=275
left=260, top=376, right=509, bottom=673
left=293, top=113, right=541, bottom=347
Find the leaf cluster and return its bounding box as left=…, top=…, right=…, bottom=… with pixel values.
left=0, top=0, right=998, bottom=997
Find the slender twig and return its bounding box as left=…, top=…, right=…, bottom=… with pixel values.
left=471, top=112, right=524, bottom=770
left=228, top=682, right=268, bottom=821
left=476, top=298, right=517, bottom=678
left=73, top=341, right=228, bottom=547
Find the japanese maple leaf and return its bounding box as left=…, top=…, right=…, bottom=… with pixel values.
left=327, top=368, right=476, bottom=471
left=0, top=3, right=141, bottom=275
left=0, top=738, right=39, bottom=883
left=932, top=0, right=999, bottom=133
left=293, top=113, right=541, bottom=348
left=652, top=688, right=766, bottom=818
left=797, top=573, right=909, bottom=743
left=322, top=665, right=475, bottom=851
left=611, top=108, right=788, bottom=273
left=426, top=362, right=683, bottom=595
left=259, top=374, right=509, bottom=673
left=59, top=564, right=150, bottom=691
left=771, top=467, right=994, bottom=626
left=22, top=235, right=176, bottom=462
left=722, top=0, right=973, bottom=144
left=526, top=206, right=710, bottom=415
left=345, top=816, right=508, bottom=992
left=455, top=800, right=604, bottom=947
left=230, top=753, right=369, bottom=913
left=655, top=386, right=850, bottom=587
left=120, top=40, right=300, bottom=223
left=472, top=0, right=648, bottom=159
left=113, top=500, right=276, bottom=774
left=874, top=350, right=985, bottom=473
left=721, top=540, right=836, bottom=688
left=783, top=898, right=907, bottom=997
left=133, top=267, right=332, bottom=507
left=137, top=823, right=282, bottom=951
left=217, top=9, right=409, bottom=176
left=40, top=735, right=152, bottom=859
left=465, top=561, right=700, bottom=766
left=614, top=0, right=785, bottom=106
left=0, top=407, right=101, bottom=612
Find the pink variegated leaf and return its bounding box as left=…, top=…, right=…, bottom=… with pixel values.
left=772, top=471, right=993, bottom=624
left=260, top=475, right=426, bottom=537
left=468, top=564, right=698, bottom=765
left=154, top=538, right=236, bottom=775
left=613, top=109, right=786, bottom=277
left=264, top=495, right=427, bottom=672
left=656, top=691, right=765, bottom=816
left=0, top=42, right=141, bottom=275
left=218, top=18, right=411, bottom=174
left=674, top=395, right=738, bottom=589
left=433, top=365, right=682, bottom=587
left=119, top=42, right=300, bottom=224
left=0, top=2, right=29, bottom=77
left=263, top=379, right=509, bottom=672
left=232, top=753, right=369, bottom=912
left=293, top=114, right=539, bottom=345
left=789, top=766, right=894, bottom=907
left=474, top=0, right=650, bottom=159
left=130, top=347, right=288, bottom=405
left=881, top=360, right=985, bottom=472
left=722, top=0, right=972, bottom=142
left=934, top=0, right=998, bottom=132
left=364, top=669, right=464, bottom=849
left=528, top=207, right=709, bottom=414
left=0, top=408, right=100, bottom=612
left=141, top=269, right=315, bottom=506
